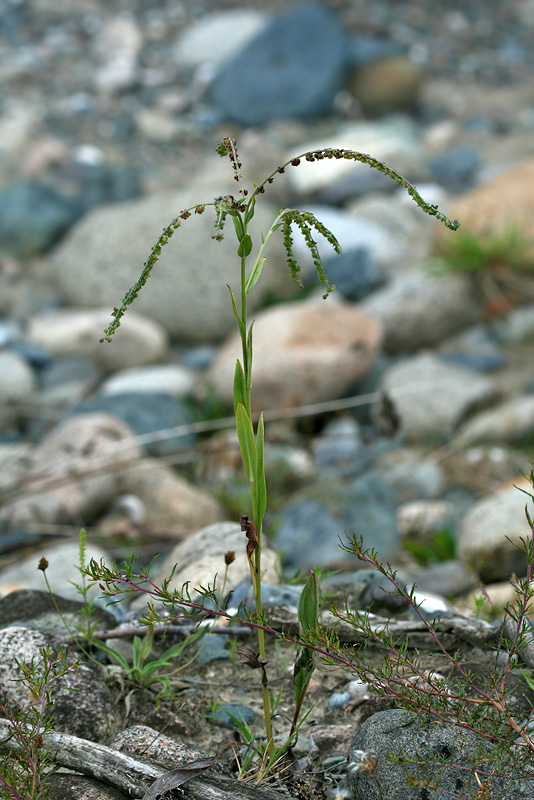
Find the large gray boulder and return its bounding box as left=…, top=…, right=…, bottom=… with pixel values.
left=50, top=188, right=290, bottom=343
left=348, top=708, right=534, bottom=800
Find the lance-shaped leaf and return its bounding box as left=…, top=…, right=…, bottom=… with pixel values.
left=233, top=360, right=247, bottom=416
left=293, top=571, right=319, bottom=713
left=236, top=402, right=257, bottom=480
left=298, top=571, right=319, bottom=636
left=230, top=213, right=244, bottom=241
left=142, top=757, right=217, bottom=800
left=245, top=257, right=266, bottom=295
left=237, top=233, right=253, bottom=257
left=255, top=412, right=267, bottom=524
left=226, top=284, right=245, bottom=337
left=243, top=194, right=256, bottom=226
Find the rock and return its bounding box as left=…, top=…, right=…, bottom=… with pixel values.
left=0, top=588, right=116, bottom=634
left=427, top=145, right=480, bottom=192
left=93, top=15, right=142, bottom=93
left=439, top=324, right=506, bottom=373
left=50, top=187, right=290, bottom=342
left=27, top=309, right=168, bottom=373
left=398, top=500, right=454, bottom=538
left=114, top=459, right=224, bottom=539
left=0, top=414, right=141, bottom=530
left=207, top=703, right=257, bottom=729
left=174, top=10, right=268, bottom=68
left=0, top=104, right=39, bottom=157
left=342, top=473, right=399, bottom=562
left=377, top=353, right=496, bottom=441
left=362, top=269, right=479, bottom=354
left=150, top=522, right=279, bottom=601
left=320, top=247, right=385, bottom=301
left=442, top=445, right=530, bottom=495
left=36, top=356, right=102, bottom=409
left=285, top=118, right=419, bottom=196
left=312, top=417, right=369, bottom=476
left=376, top=448, right=445, bottom=501
left=48, top=774, right=129, bottom=800
left=0, top=181, right=82, bottom=259
left=291, top=205, right=411, bottom=277
left=209, top=299, right=381, bottom=412
left=101, top=364, right=195, bottom=398
left=312, top=416, right=368, bottom=478
left=456, top=395, right=534, bottom=447
left=412, top=561, right=476, bottom=599
left=71, top=392, right=194, bottom=457
left=457, top=477, right=533, bottom=582
left=272, top=500, right=350, bottom=573
left=437, top=160, right=534, bottom=258
left=0, top=627, right=116, bottom=741
left=73, top=163, right=142, bottom=212
left=0, top=349, right=37, bottom=426
left=491, top=303, right=534, bottom=344
left=348, top=708, right=530, bottom=800
left=205, top=3, right=349, bottom=126
left=0, top=541, right=111, bottom=602
left=349, top=56, right=424, bottom=114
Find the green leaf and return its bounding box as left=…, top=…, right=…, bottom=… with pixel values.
left=298, top=572, right=319, bottom=635
left=245, top=257, right=266, bottom=294
left=236, top=402, right=257, bottom=480
left=233, top=360, right=247, bottom=416
left=226, top=284, right=245, bottom=337
left=231, top=213, right=244, bottom=241
left=244, top=196, right=256, bottom=226
left=237, top=233, right=253, bottom=258
left=255, top=412, right=267, bottom=524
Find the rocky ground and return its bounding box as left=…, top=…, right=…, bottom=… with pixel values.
left=1, top=1, right=534, bottom=798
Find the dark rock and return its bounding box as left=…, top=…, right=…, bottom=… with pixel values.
left=427, top=145, right=480, bottom=192
left=48, top=774, right=129, bottom=800
left=207, top=703, right=258, bottom=730
left=72, top=163, right=143, bottom=212
left=411, top=560, right=476, bottom=599
left=69, top=392, right=195, bottom=456
left=272, top=500, right=346, bottom=573
left=10, top=342, right=52, bottom=371
left=342, top=472, right=399, bottom=562
left=0, top=589, right=116, bottom=632
left=320, top=248, right=385, bottom=302
left=193, top=632, right=230, bottom=664
left=358, top=573, right=409, bottom=614
left=206, top=3, right=349, bottom=126
left=0, top=181, right=82, bottom=259
left=312, top=416, right=369, bottom=476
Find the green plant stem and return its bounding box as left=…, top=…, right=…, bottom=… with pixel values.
left=238, top=225, right=273, bottom=757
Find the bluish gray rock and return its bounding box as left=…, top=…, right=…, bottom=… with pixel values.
left=321, top=248, right=385, bottom=301
left=0, top=181, right=82, bottom=259
left=313, top=417, right=369, bottom=477
left=342, top=472, right=399, bottom=562
left=273, top=500, right=345, bottom=573
left=207, top=703, right=257, bottom=730
left=206, top=3, right=349, bottom=125
left=69, top=392, right=194, bottom=456
left=427, top=146, right=480, bottom=192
